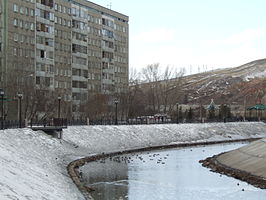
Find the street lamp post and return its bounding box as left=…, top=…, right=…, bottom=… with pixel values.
left=17, top=93, right=23, bottom=128
left=244, top=98, right=247, bottom=121
left=0, top=89, right=4, bottom=130
left=58, top=96, right=61, bottom=119
left=176, top=103, right=179, bottom=124
left=224, top=104, right=227, bottom=123
left=114, top=100, right=118, bottom=125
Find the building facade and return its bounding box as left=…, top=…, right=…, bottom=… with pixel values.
left=0, top=0, right=129, bottom=120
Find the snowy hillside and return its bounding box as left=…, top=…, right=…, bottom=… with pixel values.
left=0, top=122, right=266, bottom=199
left=181, top=58, right=266, bottom=105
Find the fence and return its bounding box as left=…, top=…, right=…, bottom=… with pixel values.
left=0, top=117, right=265, bottom=130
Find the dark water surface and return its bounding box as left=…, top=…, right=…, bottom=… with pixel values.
left=81, top=142, right=266, bottom=200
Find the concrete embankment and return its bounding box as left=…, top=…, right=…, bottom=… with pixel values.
left=64, top=122, right=266, bottom=198
left=200, top=138, right=266, bottom=188
left=68, top=138, right=262, bottom=199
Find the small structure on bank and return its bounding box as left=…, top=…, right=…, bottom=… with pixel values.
left=247, top=104, right=266, bottom=121
left=31, top=118, right=67, bottom=139
left=207, top=99, right=217, bottom=120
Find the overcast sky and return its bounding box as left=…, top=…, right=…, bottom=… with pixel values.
left=92, top=0, right=266, bottom=74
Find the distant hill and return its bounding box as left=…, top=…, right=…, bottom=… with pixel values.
left=180, top=58, right=266, bottom=106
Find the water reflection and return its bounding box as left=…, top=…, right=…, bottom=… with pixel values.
left=81, top=142, right=266, bottom=200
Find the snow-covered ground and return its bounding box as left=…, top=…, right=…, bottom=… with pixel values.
left=0, top=122, right=266, bottom=200
left=63, top=122, right=266, bottom=153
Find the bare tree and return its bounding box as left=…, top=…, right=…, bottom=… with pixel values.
left=85, top=94, right=109, bottom=121
left=127, top=68, right=144, bottom=118
left=125, top=64, right=185, bottom=118
left=141, top=63, right=161, bottom=113
left=159, top=66, right=185, bottom=113
left=140, top=64, right=185, bottom=115
left=4, top=68, right=59, bottom=123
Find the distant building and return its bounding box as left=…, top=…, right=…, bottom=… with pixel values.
left=0, top=0, right=128, bottom=119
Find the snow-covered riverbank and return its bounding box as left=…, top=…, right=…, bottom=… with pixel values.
left=0, top=122, right=265, bottom=199
left=64, top=122, right=266, bottom=153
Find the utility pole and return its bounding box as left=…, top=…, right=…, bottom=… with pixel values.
left=0, top=89, right=4, bottom=130
left=176, top=103, right=179, bottom=124
left=114, top=100, right=118, bottom=125
left=17, top=93, right=23, bottom=128
left=107, top=2, right=112, bottom=9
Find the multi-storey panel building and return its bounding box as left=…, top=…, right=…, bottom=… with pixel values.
left=0, top=0, right=129, bottom=120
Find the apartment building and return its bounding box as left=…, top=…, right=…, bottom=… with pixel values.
left=0, top=0, right=129, bottom=120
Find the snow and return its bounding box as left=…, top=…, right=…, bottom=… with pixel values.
left=63, top=122, right=266, bottom=153
left=0, top=128, right=85, bottom=200
left=245, top=69, right=266, bottom=81
left=0, top=122, right=266, bottom=199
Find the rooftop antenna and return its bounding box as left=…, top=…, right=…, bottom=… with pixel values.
left=107, top=2, right=112, bottom=9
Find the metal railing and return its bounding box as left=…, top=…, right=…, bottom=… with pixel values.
left=0, top=117, right=264, bottom=130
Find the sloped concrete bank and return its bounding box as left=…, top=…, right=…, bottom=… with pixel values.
left=68, top=137, right=262, bottom=199
left=200, top=139, right=266, bottom=189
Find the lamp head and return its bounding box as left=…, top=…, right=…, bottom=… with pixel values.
left=0, top=89, right=4, bottom=96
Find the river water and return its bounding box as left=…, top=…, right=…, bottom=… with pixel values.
left=81, top=142, right=266, bottom=200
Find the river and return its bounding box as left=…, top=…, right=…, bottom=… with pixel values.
left=81, top=142, right=266, bottom=200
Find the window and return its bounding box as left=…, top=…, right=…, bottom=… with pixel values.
left=36, top=8, right=54, bottom=21
left=67, top=8, right=71, bottom=15
left=102, top=18, right=114, bottom=28
left=36, top=22, right=54, bottom=33
left=19, top=20, right=23, bottom=28
left=72, top=44, right=87, bottom=54
left=25, top=7, right=29, bottom=16
left=102, top=29, right=114, bottom=38
left=45, top=77, right=50, bottom=87
left=13, top=4, right=18, bottom=12
left=50, top=12, right=54, bottom=21
left=24, top=22, right=29, bottom=29
left=41, top=0, right=54, bottom=8
left=36, top=77, right=40, bottom=85
left=30, top=23, right=34, bottom=31
left=31, top=37, right=35, bottom=44
left=31, top=50, right=35, bottom=58
left=36, top=35, right=43, bottom=44
left=71, top=7, right=76, bottom=16
left=47, top=51, right=54, bottom=59
left=30, top=9, right=34, bottom=17
left=45, top=38, right=53, bottom=47
left=20, top=7, right=24, bottom=14
left=25, top=49, right=30, bottom=57
left=13, top=48, right=17, bottom=55
left=13, top=18, right=18, bottom=26
left=102, top=51, right=114, bottom=59
left=40, top=50, right=45, bottom=58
